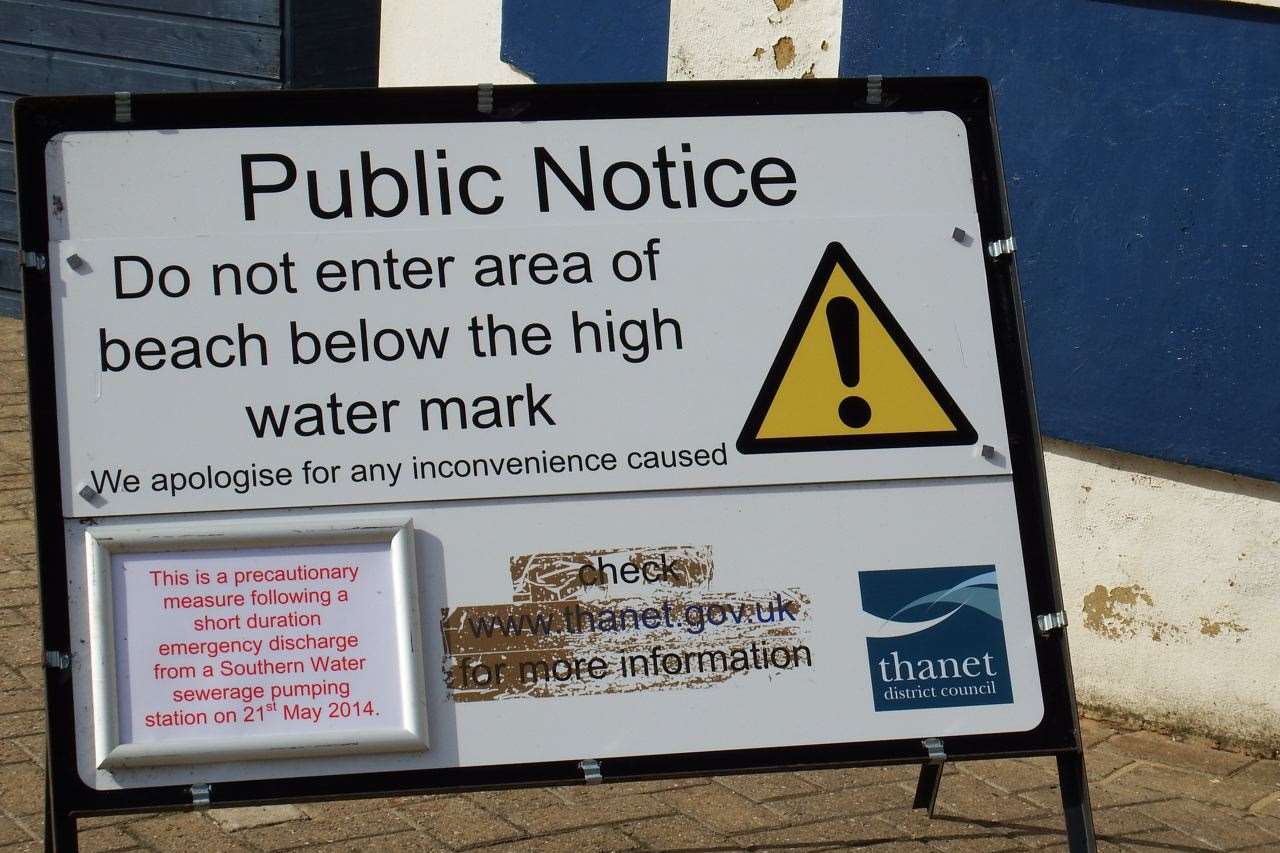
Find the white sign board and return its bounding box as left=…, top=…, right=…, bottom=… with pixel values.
left=33, top=105, right=1049, bottom=789
left=84, top=522, right=427, bottom=768
left=46, top=112, right=1008, bottom=518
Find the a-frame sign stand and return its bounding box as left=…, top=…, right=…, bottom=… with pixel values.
left=16, top=78, right=1097, bottom=852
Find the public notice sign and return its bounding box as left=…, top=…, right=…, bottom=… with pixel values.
left=15, top=81, right=1089, bottom=844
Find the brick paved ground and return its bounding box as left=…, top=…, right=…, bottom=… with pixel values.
left=0, top=316, right=1277, bottom=852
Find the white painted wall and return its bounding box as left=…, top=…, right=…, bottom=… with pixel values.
left=379, top=1, right=1280, bottom=752
left=1045, top=440, right=1280, bottom=749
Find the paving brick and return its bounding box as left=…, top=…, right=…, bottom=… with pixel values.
left=929, top=778, right=1048, bottom=823
left=1078, top=718, right=1118, bottom=748
left=1251, top=793, right=1280, bottom=819
left=0, top=815, right=31, bottom=846
left=957, top=759, right=1058, bottom=794
left=231, top=806, right=411, bottom=850
left=77, top=823, right=139, bottom=852
left=714, top=770, right=822, bottom=802
left=555, top=778, right=707, bottom=803
left=617, top=813, right=740, bottom=850
left=206, top=804, right=307, bottom=831
left=767, top=782, right=914, bottom=821
left=0, top=713, right=43, bottom=740
left=1108, top=731, right=1253, bottom=777
left=1082, top=744, right=1140, bottom=779
left=0, top=761, right=45, bottom=815
left=124, top=813, right=257, bottom=852
left=399, top=794, right=523, bottom=849
left=477, top=826, right=637, bottom=853
left=920, top=836, right=1025, bottom=852
left=1232, top=759, right=1280, bottom=790
left=1116, top=762, right=1276, bottom=811
left=305, top=830, right=448, bottom=851
left=467, top=786, right=564, bottom=812
left=737, top=817, right=917, bottom=851
left=800, top=763, right=919, bottom=791
left=1138, top=797, right=1277, bottom=850
left=505, top=792, right=673, bottom=835
left=655, top=782, right=788, bottom=833
left=1019, top=779, right=1166, bottom=812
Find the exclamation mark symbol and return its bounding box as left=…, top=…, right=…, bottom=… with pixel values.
left=827, top=296, right=872, bottom=429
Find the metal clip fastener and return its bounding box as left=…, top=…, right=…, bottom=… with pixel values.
left=191, top=783, right=212, bottom=809
left=923, top=737, right=946, bottom=762
left=1036, top=611, right=1069, bottom=636
left=866, top=75, right=883, bottom=105
left=114, top=92, right=132, bottom=124
left=477, top=84, right=494, bottom=115
left=987, top=236, right=1016, bottom=258
left=19, top=252, right=48, bottom=271
left=578, top=758, right=602, bottom=784
left=44, top=651, right=70, bottom=670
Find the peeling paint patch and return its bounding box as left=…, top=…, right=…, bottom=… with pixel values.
left=1199, top=617, right=1248, bottom=638
left=1082, top=584, right=1164, bottom=640
left=773, top=0, right=794, bottom=11
left=773, top=36, right=796, bottom=70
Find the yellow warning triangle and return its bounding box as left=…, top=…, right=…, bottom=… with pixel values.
left=737, top=242, right=976, bottom=453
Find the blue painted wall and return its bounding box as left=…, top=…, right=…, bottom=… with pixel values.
left=839, top=1, right=1280, bottom=481
left=498, top=0, right=1280, bottom=481
left=502, top=1, right=670, bottom=83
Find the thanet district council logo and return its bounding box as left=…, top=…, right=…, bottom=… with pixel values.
left=860, top=565, right=1013, bottom=712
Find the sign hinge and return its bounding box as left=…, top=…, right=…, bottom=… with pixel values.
left=866, top=75, right=883, bottom=105
left=190, top=783, right=212, bottom=809
left=912, top=737, right=947, bottom=818
left=44, top=651, right=70, bottom=670
left=19, top=252, right=48, bottom=271
left=477, top=83, right=494, bottom=115
left=986, top=236, right=1016, bottom=258
left=1036, top=610, right=1069, bottom=636
left=578, top=758, right=602, bottom=784
left=114, top=91, right=133, bottom=124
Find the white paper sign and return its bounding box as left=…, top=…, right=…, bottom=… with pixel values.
left=85, top=523, right=427, bottom=767
left=47, top=112, right=1009, bottom=517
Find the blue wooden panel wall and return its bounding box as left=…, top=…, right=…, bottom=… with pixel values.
left=0, top=0, right=282, bottom=316
left=839, top=1, right=1280, bottom=481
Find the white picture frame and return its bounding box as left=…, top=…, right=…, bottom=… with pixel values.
left=84, top=519, right=428, bottom=769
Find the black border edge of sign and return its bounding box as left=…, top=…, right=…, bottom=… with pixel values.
left=13, top=78, right=1085, bottom=817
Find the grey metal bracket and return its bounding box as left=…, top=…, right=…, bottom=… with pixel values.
left=987, top=236, right=1016, bottom=258
left=190, top=783, right=212, bottom=810
left=1036, top=610, right=1069, bottom=636
left=477, top=84, right=494, bottom=115
left=578, top=758, right=602, bottom=784
left=912, top=737, right=947, bottom=818
left=19, top=252, right=48, bottom=271
left=866, top=75, right=883, bottom=105
left=114, top=91, right=132, bottom=124
left=44, top=651, right=70, bottom=670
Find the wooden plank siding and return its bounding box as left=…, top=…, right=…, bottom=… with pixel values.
left=0, top=0, right=300, bottom=314
left=75, top=1, right=280, bottom=26
left=1, top=1, right=280, bottom=78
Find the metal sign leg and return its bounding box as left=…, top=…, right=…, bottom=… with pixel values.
left=911, top=738, right=947, bottom=818
left=1057, top=750, right=1098, bottom=853
left=45, top=743, right=78, bottom=853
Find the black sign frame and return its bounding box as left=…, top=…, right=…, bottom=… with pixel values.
left=14, top=79, right=1096, bottom=852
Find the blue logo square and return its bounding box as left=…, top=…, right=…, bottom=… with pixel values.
left=860, top=565, right=1013, bottom=712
